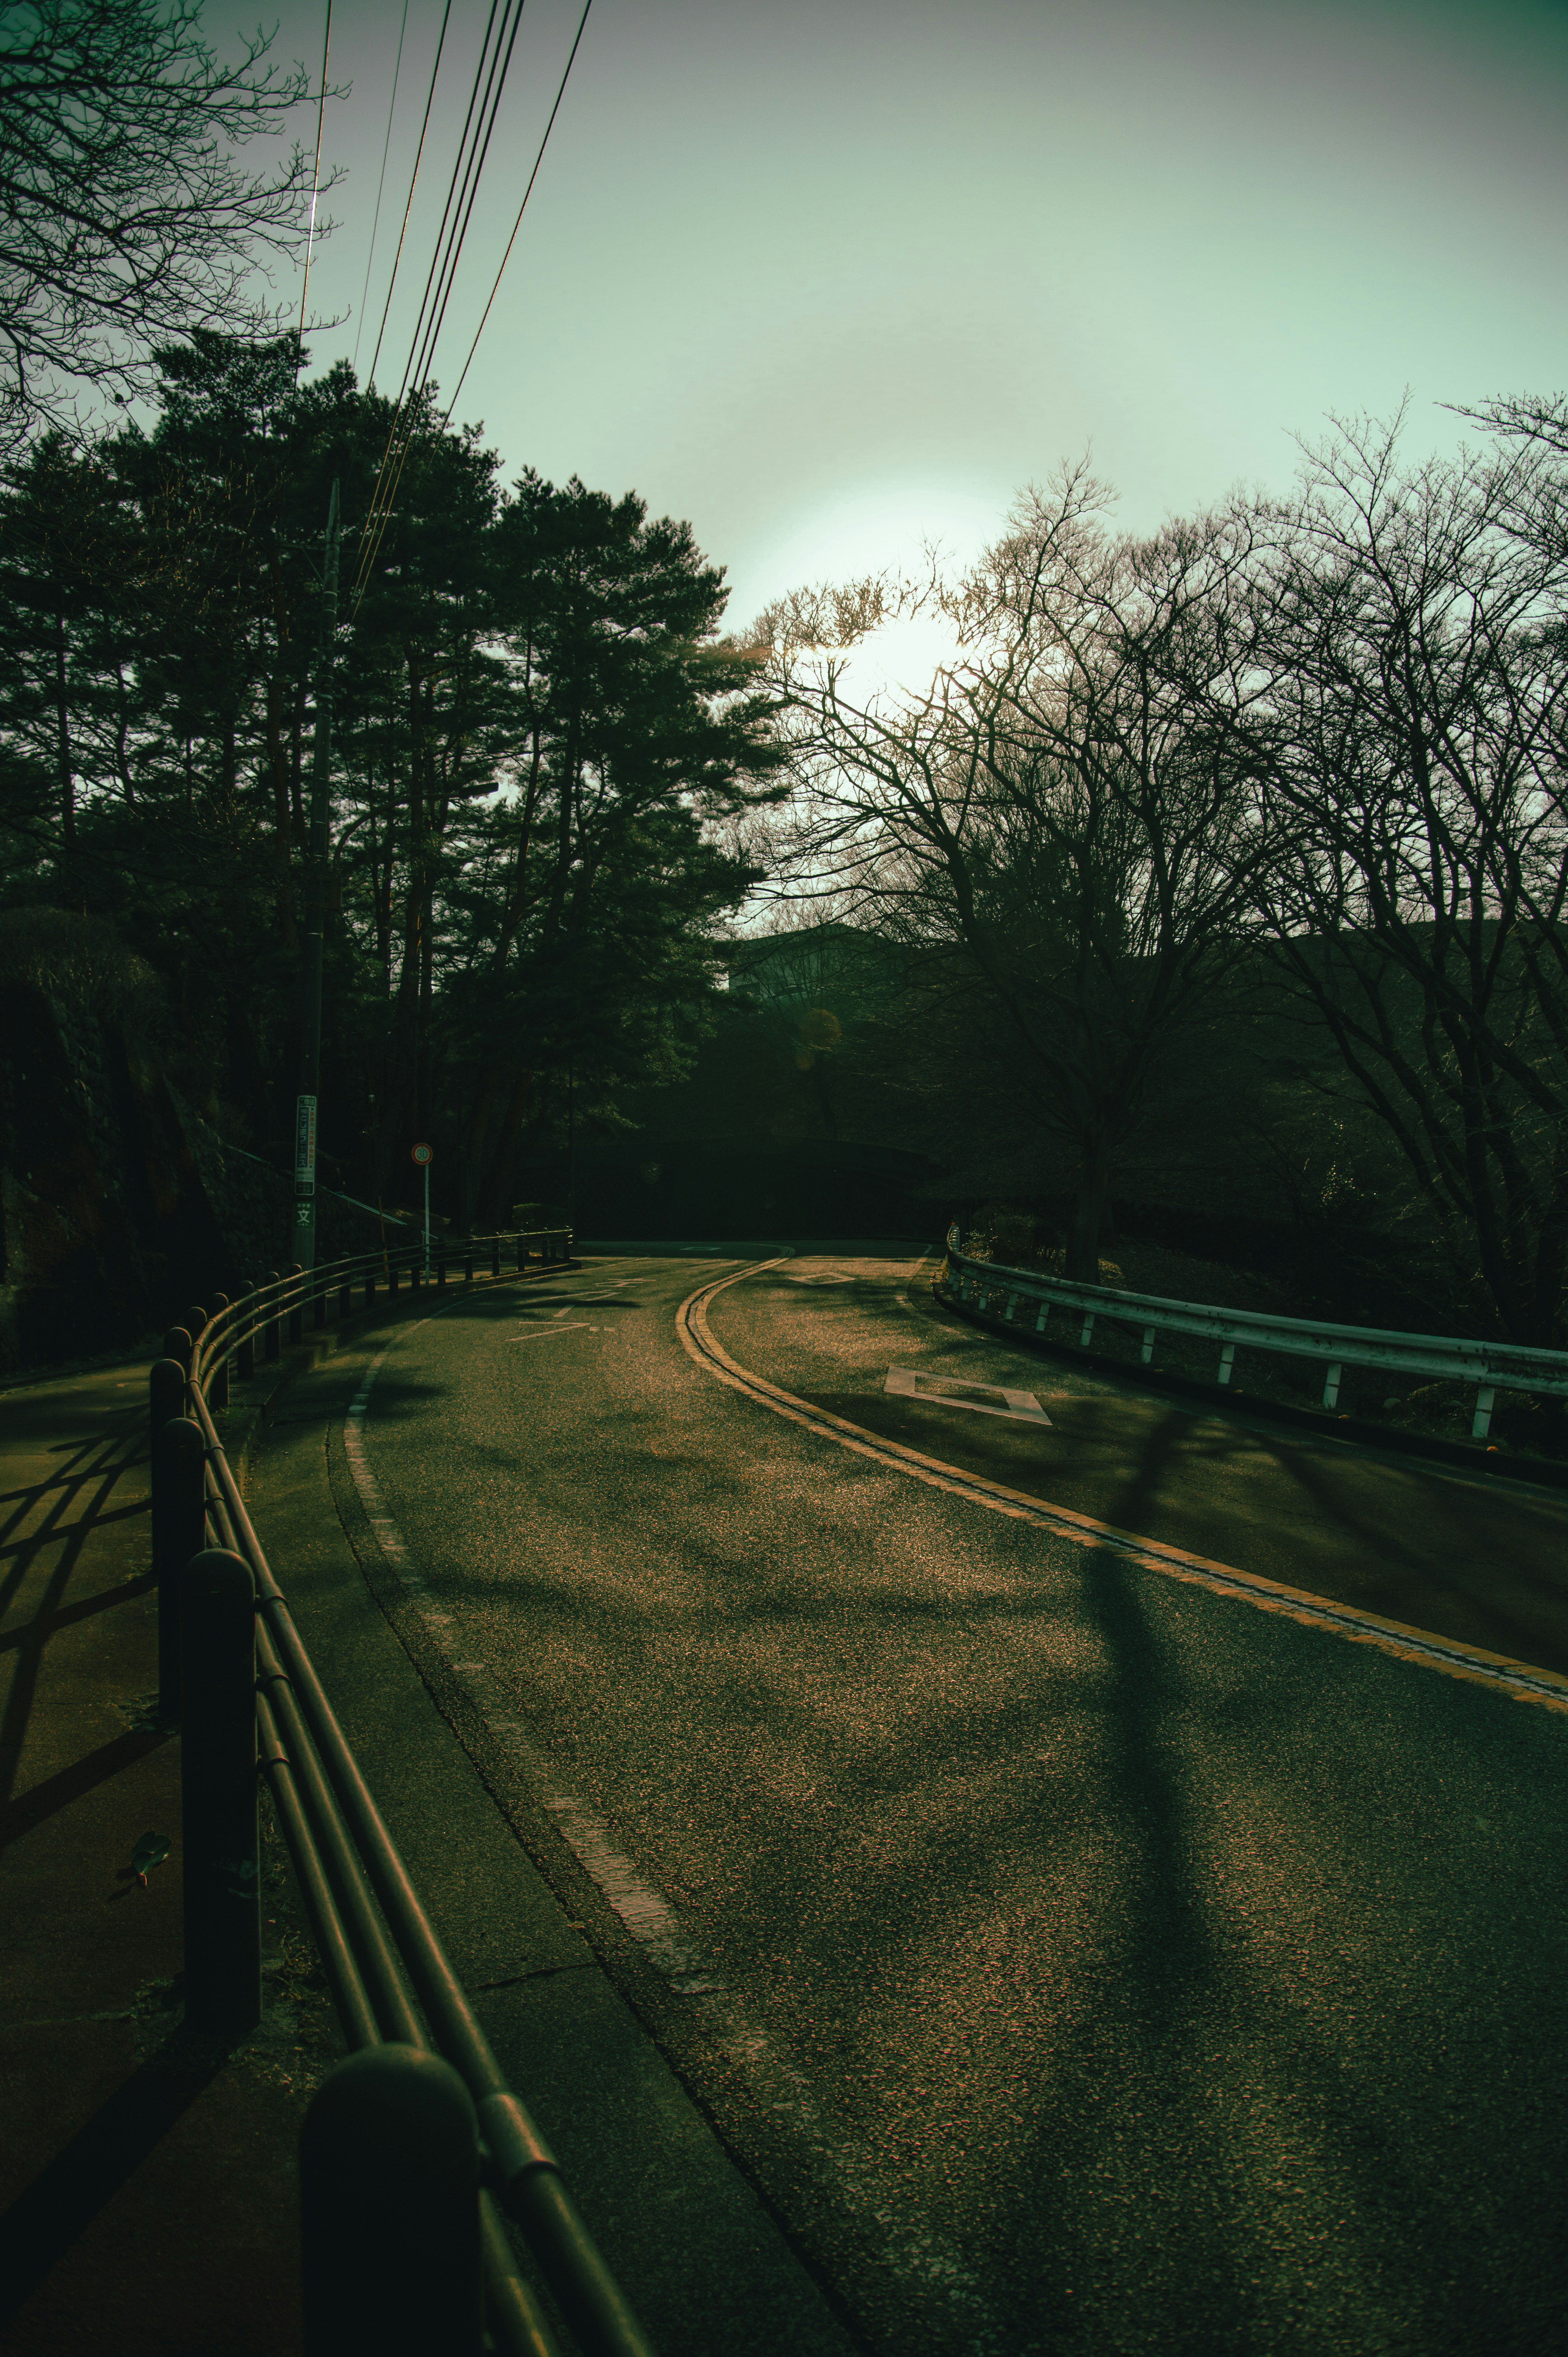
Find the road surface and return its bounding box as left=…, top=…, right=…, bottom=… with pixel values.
left=261, top=1249, right=1568, bottom=2355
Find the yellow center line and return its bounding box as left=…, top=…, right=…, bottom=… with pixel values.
left=676, top=1262, right=1568, bottom=1718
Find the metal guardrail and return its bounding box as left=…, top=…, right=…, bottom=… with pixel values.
left=150, top=1231, right=658, bottom=2357
left=939, top=1225, right=1568, bottom=1442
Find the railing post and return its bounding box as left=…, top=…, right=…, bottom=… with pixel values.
left=265, top=1272, right=281, bottom=1364
left=149, top=1355, right=186, bottom=1458
left=209, top=1301, right=233, bottom=1405
left=365, top=1270, right=376, bottom=1311
left=287, top=1262, right=304, bottom=1345
left=180, top=1547, right=260, bottom=2038
left=1217, top=1343, right=1235, bottom=1386
left=184, top=1304, right=208, bottom=1346
left=516, top=1233, right=526, bottom=1272
left=1079, top=1310, right=1095, bottom=1347
left=152, top=1416, right=205, bottom=1725
left=1140, top=1325, right=1156, bottom=1365
left=491, top=1238, right=500, bottom=1278
left=163, top=1323, right=192, bottom=1374
left=339, top=1271, right=352, bottom=1319
left=437, top=1254, right=446, bottom=1289
left=1322, top=1362, right=1342, bottom=1409
left=236, top=1284, right=256, bottom=1382
left=301, top=2045, right=483, bottom=2357
left=1473, top=1384, right=1496, bottom=1440
left=313, top=1270, right=327, bottom=1331
left=389, top=1258, right=399, bottom=1296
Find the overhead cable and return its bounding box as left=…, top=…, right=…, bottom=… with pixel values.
left=352, top=0, right=411, bottom=377
left=352, top=0, right=530, bottom=607
left=365, top=0, right=455, bottom=393
left=354, top=0, right=520, bottom=591
left=442, top=0, right=593, bottom=424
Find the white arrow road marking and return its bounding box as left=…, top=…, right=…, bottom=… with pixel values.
left=507, top=1323, right=591, bottom=1343
left=885, top=1365, right=1052, bottom=1424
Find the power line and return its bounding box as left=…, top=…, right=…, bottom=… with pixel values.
left=384, top=0, right=515, bottom=423
left=355, top=0, right=515, bottom=576
left=352, top=0, right=410, bottom=378
left=351, top=0, right=530, bottom=606
left=365, top=0, right=455, bottom=394
left=294, top=0, right=335, bottom=365
left=443, top=0, right=592, bottom=424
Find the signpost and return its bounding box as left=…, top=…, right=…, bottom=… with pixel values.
left=411, top=1143, right=433, bottom=1276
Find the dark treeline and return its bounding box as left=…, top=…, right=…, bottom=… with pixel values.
left=0, top=332, right=786, bottom=1231
left=754, top=397, right=1568, bottom=1343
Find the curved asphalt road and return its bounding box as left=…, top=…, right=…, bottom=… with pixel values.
left=320, top=1250, right=1568, bottom=2356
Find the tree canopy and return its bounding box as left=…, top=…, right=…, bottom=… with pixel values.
left=0, top=332, right=788, bottom=1230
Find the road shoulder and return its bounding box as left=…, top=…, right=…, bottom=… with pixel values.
left=246, top=1309, right=859, bottom=2357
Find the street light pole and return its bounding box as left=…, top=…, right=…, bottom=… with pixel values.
left=295, top=477, right=341, bottom=1269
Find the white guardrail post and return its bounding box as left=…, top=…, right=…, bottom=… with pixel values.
left=940, top=1226, right=1568, bottom=1442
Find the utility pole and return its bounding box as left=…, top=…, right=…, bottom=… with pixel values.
left=295, top=478, right=341, bottom=1269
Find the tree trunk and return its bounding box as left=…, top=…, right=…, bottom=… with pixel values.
left=1064, top=1139, right=1112, bottom=1284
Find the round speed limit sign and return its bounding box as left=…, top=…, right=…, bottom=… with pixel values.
left=411, top=1142, right=433, bottom=1166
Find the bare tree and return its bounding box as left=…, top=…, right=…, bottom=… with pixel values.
left=1251, top=403, right=1568, bottom=1340
left=758, top=466, right=1284, bottom=1278
left=0, top=0, right=336, bottom=453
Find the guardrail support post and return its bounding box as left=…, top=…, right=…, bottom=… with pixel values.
left=301, top=2045, right=483, bottom=2357
left=236, top=1285, right=256, bottom=1381
left=491, top=1239, right=501, bottom=1278
left=389, top=1260, right=399, bottom=1296
left=437, top=1254, right=446, bottom=1288
left=1473, top=1385, right=1496, bottom=1441
left=287, top=1263, right=304, bottom=1344
left=1079, top=1310, right=1095, bottom=1347
left=208, top=1294, right=231, bottom=1411
left=153, top=1415, right=206, bottom=1724
left=1217, top=1343, right=1235, bottom=1386
left=163, top=1323, right=192, bottom=1374
left=1140, top=1325, right=1156, bottom=1365
left=365, top=1271, right=376, bottom=1311
left=516, top=1233, right=526, bottom=1272
left=149, top=1356, right=186, bottom=1458
left=264, top=1272, right=281, bottom=1363
left=464, top=1249, right=474, bottom=1282
left=1322, top=1362, right=1342, bottom=1409
left=180, top=1547, right=260, bottom=2037
left=339, top=1273, right=352, bottom=1320
left=313, top=1273, right=327, bottom=1331
left=1034, top=1300, right=1049, bottom=1334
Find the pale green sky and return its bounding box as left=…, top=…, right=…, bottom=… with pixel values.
left=241, top=0, right=1568, bottom=632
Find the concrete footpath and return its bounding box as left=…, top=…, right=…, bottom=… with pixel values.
left=0, top=1287, right=854, bottom=2356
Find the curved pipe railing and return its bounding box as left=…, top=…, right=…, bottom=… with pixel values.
left=161, top=1232, right=656, bottom=2357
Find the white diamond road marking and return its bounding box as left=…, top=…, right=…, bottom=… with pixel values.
left=884, top=1365, right=1052, bottom=1425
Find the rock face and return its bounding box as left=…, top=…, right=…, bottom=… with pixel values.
left=0, top=978, right=379, bottom=1376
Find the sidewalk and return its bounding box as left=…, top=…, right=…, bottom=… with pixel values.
left=0, top=1341, right=343, bottom=2354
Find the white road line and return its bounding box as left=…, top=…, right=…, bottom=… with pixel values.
left=676, top=1264, right=1568, bottom=1719
left=341, top=1312, right=726, bottom=1998
left=506, top=1324, right=590, bottom=1343
left=885, top=1365, right=1051, bottom=1425
left=334, top=1263, right=1036, bottom=2335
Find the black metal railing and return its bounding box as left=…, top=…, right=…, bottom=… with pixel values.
left=149, top=1231, right=656, bottom=2355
